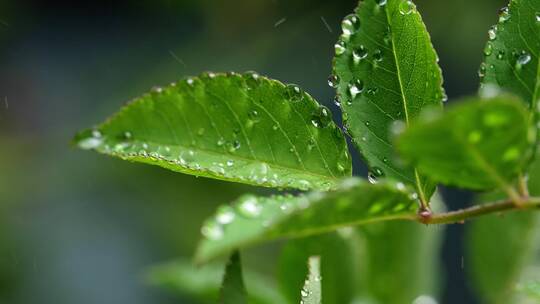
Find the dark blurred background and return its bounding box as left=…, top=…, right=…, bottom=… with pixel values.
left=0, top=0, right=509, bottom=303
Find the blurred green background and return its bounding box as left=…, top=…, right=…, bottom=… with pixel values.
left=0, top=0, right=526, bottom=303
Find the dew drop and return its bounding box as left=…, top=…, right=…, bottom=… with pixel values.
left=496, top=50, right=505, bottom=60
left=311, top=107, right=332, bottom=128
left=352, top=45, right=368, bottom=64
left=373, top=49, right=383, bottom=62
left=186, top=78, right=195, bottom=86
left=516, top=52, right=531, bottom=69
left=498, top=6, right=510, bottom=23
left=536, top=12, right=540, bottom=22
left=478, top=63, right=487, bottom=79
left=334, top=41, right=346, bottom=56
left=77, top=130, right=103, bottom=150
left=237, top=196, right=262, bottom=218
left=347, top=79, right=364, bottom=99
left=377, top=0, right=387, bottom=6
left=327, top=75, right=339, bottom=88
left=488, top=26, right=497, bottom=40
left=248, top=109, right=260, bottom=122
left=216, top=206, right=236, bottom=225
left=201, top=221, right=224, bottom=240
left=341, top=14, right=359, bottom=39
left=333, top=96, right=341, bottom=108
left=226, top=160, right=234, bottom=167
left=286, top=84, right=303, bottom=101
left=398, top=0, right=415, bottom=15
left=217, top=137, right=226, bottom=147
left=483, top=42, right=493, bottom=56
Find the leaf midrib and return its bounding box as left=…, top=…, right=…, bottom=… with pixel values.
left=106, top=139, right=342, bottom=182
left=384, top=4, right=428, bottom=204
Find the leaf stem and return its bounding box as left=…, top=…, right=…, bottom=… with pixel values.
left=418, top=196, right=540, bottom=225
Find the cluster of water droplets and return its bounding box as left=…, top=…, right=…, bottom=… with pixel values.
left=201, top=193, right=313, bottom=241
left=479, top=7, right=534, bottom=80
left=300, top=256, right=322, bottom=304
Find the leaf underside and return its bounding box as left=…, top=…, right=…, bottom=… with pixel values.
left=74, top=72, right=351, bottom=191
left=398, top=96, right=531, bottom=190
left=195, top=178, right=417, bottom=264
left=333, top=0, right=445, bottom=202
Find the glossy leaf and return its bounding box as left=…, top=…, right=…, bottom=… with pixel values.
left=398, top=96, right=532, bottom=190
left=466, top=158, right=540, bottom=304
left=146, top=258, right=287, bottom=304
left=300, top=256, right=322, bottom=304
left=220, top=252, right=247, bottom=304
left=74, top=72, right=351, bottom=191
left=332, top=0, right=445, bottom=203
left=480, top=0, right=540, bottom=142
left=195, top=178, right=418, bottom=263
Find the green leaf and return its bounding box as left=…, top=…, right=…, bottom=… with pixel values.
left=277, top=233, right=362, bottom=304
left=358, top=220, right=443, bottom=303
left=480, top=0, right=540, bottom=141
left=73, top=72, right=351, bottom=191
left=300, top=256, right=322, bottom=304
left=466, top=158, right=540, bottom=304
left=332, top=0, right=445, bottom=203
left=146, top=257, right=287, bottom=304
left=220, top=251, right=247, bottom=304
left=397, top=96, right=532, bottom=191
left=195, top=177, right=417, bottom=263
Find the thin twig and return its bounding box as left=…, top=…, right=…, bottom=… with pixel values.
left=418, top=196, right=540, bottom=225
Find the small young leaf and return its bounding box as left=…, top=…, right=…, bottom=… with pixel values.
left=480, top=0, right=540, bottom=144
left=300, top=256, right=322, bottom=304
left=74, top=72, right=351, bottom=191
left=397, top=96, right=531, bottom=191
left=195, top=178, right=417, bottom=263
left=220, top=251, right=247, bottom=304
left=146, top=258, right=287, bottom=304
left=333, top=0, right=445, bottom=203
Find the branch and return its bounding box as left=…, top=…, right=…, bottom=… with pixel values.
left=417, top=196, right=540, bottom=225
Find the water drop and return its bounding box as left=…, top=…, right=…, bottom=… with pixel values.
left=333, top=96, right=341, bottom=108
left=272, top=124, right=279, bottom=131
left=483, top=42, right=493, bottom=56
left=341, top=14, right=359, bottom=39
left=496, top=50, right=505, bottom=60
left=347, top=79, right=364, bottom=99
left=498, top=7, right=510, bottom=23
left=478, top=63, right=487, bottom=79
left=77, top=130, right=103, bottom=150
left=367, top=172, right=378, bottom=184
left=516, top=51, right=531, bottom=69
left=353, top=45, right=368, bottom=64
left=248, top=109, right=260, bottom=122
left=216, top=206, right=236, bottom=225
left=286, top=84, right=303, bottom=102
left=217, top=137, right=226, bottom=146
left=152, top=86, right=163, bottom=93
left=488, top=26, right=497, bottom=40
left=226, top=160, right=234, bottom=167
left=536, top=12, right=540, bottom=22
left=237, top=196, right=262, bottom=218
left=327, top=75, right=339, bottom=88
left=186, top=78, right=195, bottom=86
left=399, top=0, right=415, bottom=15
left=373, top=49, right=383, bottom=62
left=201, top=221, right=224, bottom=240
left=377, top=0, right=387, bottom=6
left=334, top=41, right=346, bottom=56
left=311, top=107, right=332, bottom=128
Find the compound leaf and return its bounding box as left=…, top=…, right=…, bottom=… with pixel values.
left=333, top=0, right=445, bottom=203
left=74, top=72, right=351, bottom=191
left=397, top=96, right=531, bottom=191
left=195, top=178, right=417, bottom=264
